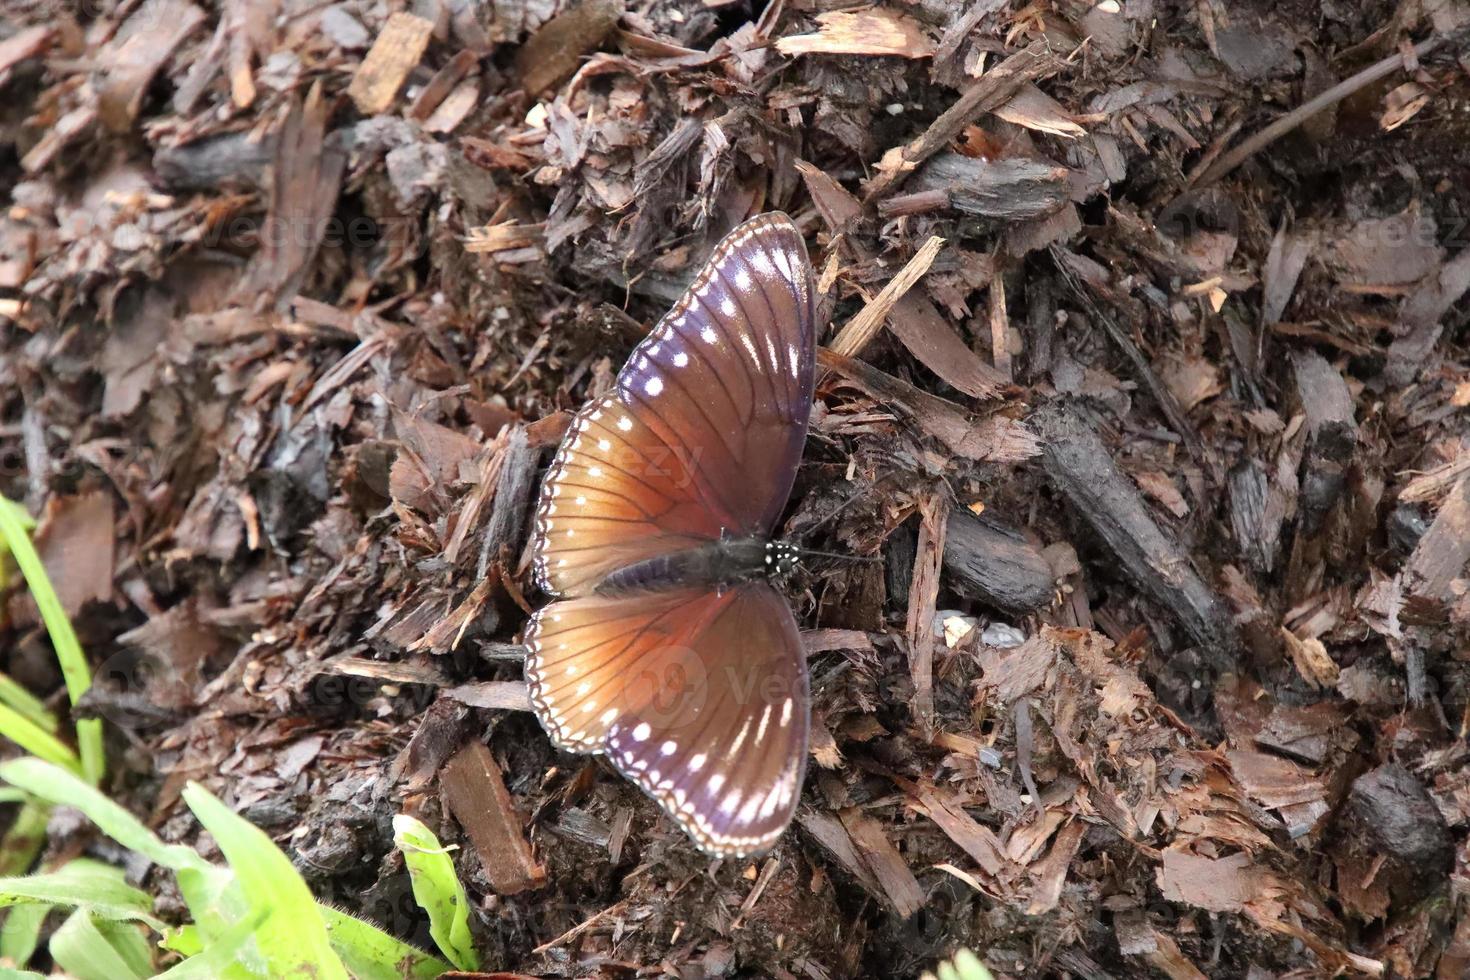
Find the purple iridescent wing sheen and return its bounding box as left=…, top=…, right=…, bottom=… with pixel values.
left=530, top=212, right=817, bottom=596
left=524, top=583, right=808, bottom=857
left=524, top=211, right=817, bottom=857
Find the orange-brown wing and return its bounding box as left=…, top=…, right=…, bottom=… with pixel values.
left=524, top=584, right=809, bottom=857
left=530, top=212, right=816, bottom=597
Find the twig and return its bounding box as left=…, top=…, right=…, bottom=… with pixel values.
left=1189, top=26, right=1469, bottom=190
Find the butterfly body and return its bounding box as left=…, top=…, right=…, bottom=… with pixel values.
left=525, top=212, right=818, bottom=858
left=594, top=537, right=799, bottom=597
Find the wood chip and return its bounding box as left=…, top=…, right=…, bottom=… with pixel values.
left=514, top=0, right=621, bottom=96
left=444, top=681, right=535, bottom=712
left=441, top=739, right=547, bottom=895
left=348, top=12, right=434, bottom=116
left=905, top=492, right=948, bottom=733
left=835, top=807, right=923, bottom=917
left=828, top=236, right=945, bottom=359
left=776, top=9, right=936, bottom=59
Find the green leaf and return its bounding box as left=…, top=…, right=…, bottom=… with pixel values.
left=153, top=909, right=267, bottom=980
left=392, top=815, right=479, bottom=971
left=0, top=863, right=161, bottom=929
left=0, top=901, right=49, bottom=967
left=0, top=703, right=82, bottom=775
left=0, top=673, right=57, bottom=734
left=182, top=782, right=348, bottom=980
left=49, top=909, right=150, bottom=980
left=0, top=760, right=211, bottom=876
left=320, top=906, right=451, bottom=980
left=0, top=967, right=47, bottom=980
left=0, top=799, right=50, bottom=877
left=0, top=495, right=105, bottom=784
left=0, top=758, right=239, bottom=943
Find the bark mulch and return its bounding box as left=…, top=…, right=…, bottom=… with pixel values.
left=4, top=0, right=1470, bottom=976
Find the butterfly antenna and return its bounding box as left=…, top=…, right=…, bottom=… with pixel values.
left=797, top=547, right=881, bottom=564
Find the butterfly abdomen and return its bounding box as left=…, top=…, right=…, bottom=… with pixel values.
left=594, top=536, right=777, bottom=596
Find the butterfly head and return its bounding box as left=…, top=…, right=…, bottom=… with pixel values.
left=765, top=540, right=800, bottom=579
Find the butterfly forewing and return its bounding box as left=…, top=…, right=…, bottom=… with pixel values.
left=531, top=213, right=816, bottom=596
left=527, top=584, right=809, bottom=857
left=526, top=212, right=818, bottom=857
left=532, top=391, right=735, bottom=597
left=618, top=214, right=816, bottom=537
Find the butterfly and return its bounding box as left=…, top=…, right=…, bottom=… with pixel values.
left=523, top=212, right=817, bottom=857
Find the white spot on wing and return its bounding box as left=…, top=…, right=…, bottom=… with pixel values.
left=781, top=698, right=793, bottom=727
left=632, top=722, right=651, bottom=741
left=689, top=753, right=706, bottom=771
left=644, top=377, right=663, bottom=396
left=617, top=416, right=632, bottom=431
left=720, top=297, right=736, bottom=317
left=661, top=740, right=677, bottom=756
left=701, top=326, right=718, bottom=344
left=735, top=269, right=752, bottom=290
left=673, top=351, right=688, bottom=367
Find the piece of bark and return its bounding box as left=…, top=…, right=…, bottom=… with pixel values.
left=864, top=40, right=1060, bottom=202
left=942, top=508, right=1054, bottom=611
left=798, top=159, right=1007, bottom=399
left=95, top=0, right=206, bottom=131
left=797, top=810, right=884, bottom=898
left=776, top=8, right=935, bottom=59
left=347, top=12, right=434, bottom=115
left=480, top=424, right=539, bottom=581
left=1403, top=477, right=1470, bottom=601
left=1031, top=403, right=1237, bottom=655
left=444, top=681, right=534, bottom=712
left=1334, top=764, right=1453, bottom=908
left=1027, top=818, right=1086, bottom=914
left=819, top=349, right=1039, bottom=462
left=33, top=491, right=115, bottom=618
left=829, top=236, right=946, bottom=360
left=441, top=740, right=547, bottom=894
left=835, top=807, right=923, bottom=917
left=0, top=25, right=52, bottom=84
left=514, top=0, right=621, bottom=96
left=236, top=83, right=345, bottom=310
left=910, top=783, right=1017, bottom=881
left=905, top=493, right=948, bottom=733
left=1050, top=247, right=1206, bottom=464
left=1228, top=458, right=1286, bottom=574
left=410, top=49, right=478, bottom=121
left=1291, top=351, right=1356, bottom=535
left=153, top=132, right=275, bottom=191
left=909, top=153, right=1070, bottom=221
left=391, top=696, right=470, bottom=792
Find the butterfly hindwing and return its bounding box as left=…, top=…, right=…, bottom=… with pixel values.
left=526, top=212, right=818, bottom=857
left=525, top=584, right=809, bottom=857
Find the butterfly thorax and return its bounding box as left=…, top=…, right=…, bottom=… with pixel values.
left=593, top=536, right=798, bottom=597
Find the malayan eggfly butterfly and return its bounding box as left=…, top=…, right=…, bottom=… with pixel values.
left=524, top=212, right=816, bottom=857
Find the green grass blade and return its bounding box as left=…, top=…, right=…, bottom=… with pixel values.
left=0, top=901, right=49, bottom=967
left=0, top=495, right=105, bottom=784
left=182, top=781, right=348, bottom=980
left=49, top=909, right=150, bottom=980
left=153, top=909, right=267, bottom=980
left=0, top=799, right=50, bottom=877
left=320, top=906, right=451, bottom=980
left=0, top=703, right=82, bottom=775
left=0, top=759, right=211, bottom=876
left=0, top=864, right=161, bottom=929
left=392, top=815, right=478, bottom=971
left=0, top=968, right=47, bottom=979
left=0, top=673, right=57, bottom=734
